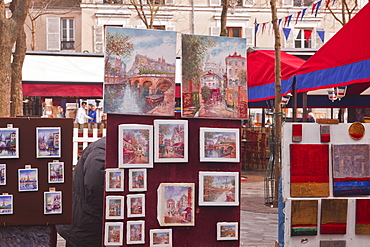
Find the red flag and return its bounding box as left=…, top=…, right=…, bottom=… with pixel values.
left=296, top=11, right=301, bottom=24
left=312, top=3, right=317, bottom=14
left=262, top=22, right=267, bottom=34
left=304, top=29, right=313, bottom=42
left=326, top=0, right=331, bottom=8
left=284, top=16, right=289, bottom=27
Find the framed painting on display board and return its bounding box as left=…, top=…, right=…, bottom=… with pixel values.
left=128, top=169, right=147, bottom=192
left=44, top=191, right=62, bottom=214
left=18, top=168, right=38, bottom=192
left=48, top=161, right=64, bottom=183
left=105, top=168, right=124, bottom=192
left=104, top=222, right=123, bottom=246
left=216, top=222, right=239, bottom=241
left=154, top=120, right=188, bottom=163
left=150, top=229, right=172, bottom=247
left=0, top=127, right=19, bottom=159
left=199, top=171, right=239, bottom=206
left=199, top=128, right=240, bottom=162
left=0, top=194, right=13, bottom=214
left=157, top=183, right=195, bottom=226
left=127, top=194, right=145, bottom=218
left=105, top=196, right=124, bottom=220
left=36, top=127, right=61, bottom=158
left=118, top=124, right=153, bottom=168
left=0, top=164, right=6, bottom=185
left=127, top=220, right=145, bottom=244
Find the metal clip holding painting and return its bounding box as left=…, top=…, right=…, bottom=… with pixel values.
left=6, top=124, right=13, bottom=128
left=25, top=164, right=32, bottom=169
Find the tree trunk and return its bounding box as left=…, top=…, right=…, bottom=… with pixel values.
left=220, top=0, right=229, bottom=36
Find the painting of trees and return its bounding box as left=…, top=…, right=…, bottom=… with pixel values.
left=105, top=32, right=134, bottom=74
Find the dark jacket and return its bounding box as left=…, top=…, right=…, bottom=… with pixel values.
left=57, top=137, right=106, bottom=247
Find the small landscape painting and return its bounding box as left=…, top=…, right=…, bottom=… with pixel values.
left=118, top=124, right=153, bottom=168
left=217, top=222, right=238, bottom=241
left=150, top=229, right=172, bottom=247
left=18, top=168, right=38, bottom=192
left=0, top=194, right=13, bottom=215
left=129, top=169, right=147, bottom=192
left=48, top=162, right=64, bottom=183
left=104, top=27, right=176, bottom=116
left=199, top=171, right=239, bottom=206
left=0, top=164, right=6, bottom=185
left=106, top=196, right=124, bottom=220
left=104, top=222, right=123, bottom=246
left=127, top=220, right=145, bottom=244
left=36, top=127, right=61, bottom=158
left=105, top=168, right=124, bottom=192
left=44, top=191, right=62, bottom=214
left=0, top=128, right=19, bottom=159
left=127, top=194, right=145, bottom=218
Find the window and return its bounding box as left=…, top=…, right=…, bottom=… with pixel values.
left=294, top=0, right=314, bottom=6
left=61, top=19, right=74, bottom=50
left=148, top=0, right=165, bottom=4
left=227, top=27, right=242, bottom=38
left=294, top=29, right=312, bottom=48
left=153, top=25, right=165, bottom=30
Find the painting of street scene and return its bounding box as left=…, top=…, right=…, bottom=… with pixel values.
left=106, top=196, right=124, bottom=219
left=199, top=172, right=239, bottom=206
left=0, top=128, right=19, bottom=158
left=150, top=229, right=172, bottom=247
left=127, top=221, right=145, bottom=244
left=104, top=222, right=123, bottom=246
left=104, top=27, right=176, bottom=116
left=129, top=169, right=146, bottom=191
left=118, top=124, right=153, bottom=168
left=0, top=164, right=6, bottom=185
left=37, top=127, right=61, bottom=158
left=217, top=222, right=238, bottom=240
left=0, top=195, right=13, bottom=214
left=182, top=34, right=247, bottom=119
left=200, top=128, right=240, bottom=162
left=127, top=194, right=145, bottom=217
left=48, top=162, right=64, bottom=183
left=157, top=183, right=195, bottom=226
left=105, top=169, right=124, bottom=192
left=18, top=168, right=38, bottom=192
left=154, top=120, right=188, bottom=162
left=44, top=191, right=62, bottom=214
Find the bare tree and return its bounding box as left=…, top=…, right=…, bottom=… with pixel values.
left=327, top=0, right=360, bottom=26
left=127, top=0, right=163, bottom=29
left=0, top=0, right=31, bottom=117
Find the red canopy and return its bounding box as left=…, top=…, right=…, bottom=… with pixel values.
left=23, top=83, right=103, bottom=98
left=295, top=2, right=370, bottom=92
left=247, top=50, right=305, bottom=101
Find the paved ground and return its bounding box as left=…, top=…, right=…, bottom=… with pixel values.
left=58, top=170, right=278, bottom=247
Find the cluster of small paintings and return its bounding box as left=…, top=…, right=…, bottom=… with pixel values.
left=0, top=127, right=61, bottom=159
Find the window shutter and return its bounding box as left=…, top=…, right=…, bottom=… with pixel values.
left=210, top=0, right=221, bottom=6
left=166, top=26, right=175, bottom=31
left=46, top=17, right=60, bottom=51
left=94, top=25, right=103, bottom=53
left=210, top=26, right=221, bottom=36
left=245, top=27, right=253, bottom=47
left=282, top=0, right=293, bottom=7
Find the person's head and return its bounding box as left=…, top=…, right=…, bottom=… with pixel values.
left=91, top=105, right=96, bottom=111
left=308, top=112, right=315, bottom=118
left=81, top=102, right=87, bottom=108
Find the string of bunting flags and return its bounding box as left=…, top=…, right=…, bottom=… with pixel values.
left=254, top=0, right=337, bottom=42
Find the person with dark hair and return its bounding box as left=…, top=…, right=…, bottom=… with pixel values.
left=74, top=102, right=93, bottom=124
left=56, top=137, right=106, bottom=247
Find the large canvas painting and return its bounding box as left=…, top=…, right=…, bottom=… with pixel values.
left=320, top=199, right=347, bottom=234
left=181, top=34, right=247, bottom=119
left=332, top=144, right=370, bottom=196
left=356, top=199, right=370, bottom=234
left=290, top=144, right=329, bottom=197
left=104, top=27, right=176, bottom=116
left=291, top=200, right=318, bottom=236
left=157, top=183, right=195, bottom=227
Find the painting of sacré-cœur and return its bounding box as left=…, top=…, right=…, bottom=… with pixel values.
left=182, top=34, right=247, bottom=119
left=104, top=27, right=176, bottom=116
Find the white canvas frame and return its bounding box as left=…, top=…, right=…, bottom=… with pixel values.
left=18, top=168, right=38, bottom=192
left=129, top=169, right=147, bottom=192
left=0, top=164, right=6, bottom=185
left=105, top=168, right=124, bottom=192
left=127, top=194, right=145, bottom=218
left=105, top=196, right=124, bottom=220
left=48, top=161, right=64, bottom=183
left=0, top=194, right=13, bottom=215
left=150, top=229, right=172, bottom=247
left=154, top=120, right=188, bottom=163
left=216, top=222, right=239, bottom=240
left=104, top=222, right=124, bottom=246
left=199, top=171, right=239, bottom=206
left=0, top=128, right=19, bottom=159
left=127, top=220, right=145, bottom=244
left=36, top=127, right=61, bottom=158
left=199, top=127, right=240, bottom=162
left=118, top=124, right=153, bottom=168
left=44, top=191, right=62, bottom=214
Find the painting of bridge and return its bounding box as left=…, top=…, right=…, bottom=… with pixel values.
left=104, top=27, right=176, bottom=116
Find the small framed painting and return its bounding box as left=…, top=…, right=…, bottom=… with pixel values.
left=127, top=220, right=145, bottom=244
left=0, top=127, right=19, bottom=159
left=217, top=222, right=238, bottom=241
left=44, top=191, right=62, bottom=214
left=150, top=229, right=172, bottom=247
left=105, top=168, right=124, bottom=192
left=18, top=168, right=38, bottom=192
left=0, top=194, right=13, bottom=214
left=127, top=194, right=145, bottom=218
left=36, top=127, right=61, bottom=158
left=157, top=183, right=195, bottom=226
left=199, top=127, right=240, bottom=162
left=118, top=124, right=153, bottom=168
left=199, top=171, right=239, bottom=206
left=48, top=161, right=64, bottom=183
left=104, top=222, right=123, bottom=246
left=0, top=164, right=6, bottom=185
left=106, top=196, right=124, bottom=220
left=154, top=120, right=188, bottom=163
left=129, top=169, right=147, bottom=192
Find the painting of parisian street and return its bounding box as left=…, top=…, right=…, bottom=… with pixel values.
left=104, top=27, right=176, bottom=116
left=182, top=34, right=247, bottom=119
